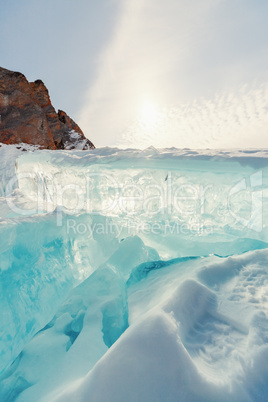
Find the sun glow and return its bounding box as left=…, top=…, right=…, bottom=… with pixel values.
left=140, top=100, right=158, bottom=126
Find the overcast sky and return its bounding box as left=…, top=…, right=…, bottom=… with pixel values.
left=1, top=0, right=268, bottom=148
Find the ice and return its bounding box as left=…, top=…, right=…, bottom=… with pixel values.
left=0, top=143, right=39, bottom=197
left=1, top=249, right=268, bottom=401
left=13, top=146, right=268, bottom=259
left=0, top=235, right=159, bottom=400
left=0, top=144, right=268, bottom=401
left=0, top=211, right=120, bottom=375
left=48, top=249, right=268, bottom=402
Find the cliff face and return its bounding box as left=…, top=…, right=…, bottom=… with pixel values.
left=0, top=67, right=95, bottom=150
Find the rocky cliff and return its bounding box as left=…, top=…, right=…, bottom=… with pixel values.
left=0, top=67, right=95, bottom=150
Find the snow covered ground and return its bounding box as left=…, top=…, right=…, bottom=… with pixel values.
left=0, top=144, right=267, bottom=401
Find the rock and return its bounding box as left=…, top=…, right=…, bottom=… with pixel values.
left=0, top=66, right=95, bottom=150
left=0, top=68, right=56, bottom=149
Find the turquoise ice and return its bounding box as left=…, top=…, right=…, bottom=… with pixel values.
left=0, top=145, right=268, bottom=401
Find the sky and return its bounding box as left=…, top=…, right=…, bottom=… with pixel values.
left=1, top=0, right=268, bottom=149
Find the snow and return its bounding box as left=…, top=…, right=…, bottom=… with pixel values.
left=64, top=130, right=91, bottom=150
left=0, top=143, right=267, bottom=401
left=47, top=249, right=268, bottom=402
left=0, top=143, right=39, bottom=197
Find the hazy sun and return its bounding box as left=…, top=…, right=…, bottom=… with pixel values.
left=140, top=101, right=158, bottom=126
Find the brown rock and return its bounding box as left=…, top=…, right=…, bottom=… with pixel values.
left=0, top=66, right=95, bottom=150
left=0, top=68, right=56, bottom=149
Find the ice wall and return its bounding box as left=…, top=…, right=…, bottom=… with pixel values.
left=16, top=147, right=268, bottom=258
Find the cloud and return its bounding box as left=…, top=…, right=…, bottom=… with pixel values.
left=117, top=81, right=268, bottom=149
left=77, top=0, right=268, bottom=148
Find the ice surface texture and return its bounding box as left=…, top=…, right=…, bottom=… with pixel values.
left=0, top=144, right=268, bottom=401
